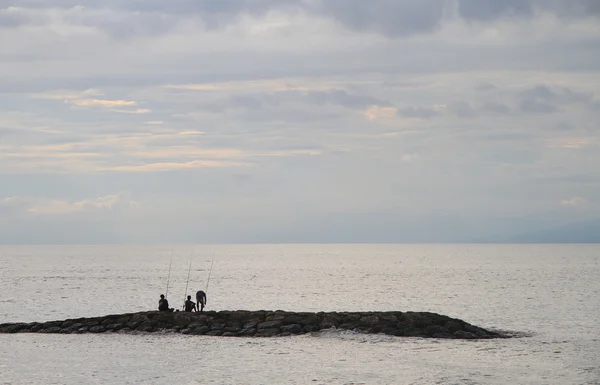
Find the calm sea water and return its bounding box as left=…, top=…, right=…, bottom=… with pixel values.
left=0, top=244, right=598, bottom=384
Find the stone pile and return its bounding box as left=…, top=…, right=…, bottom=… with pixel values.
left=0, top=310, right=506, bottom=339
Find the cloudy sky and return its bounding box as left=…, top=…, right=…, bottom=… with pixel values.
left=1, top=0, right=599, bottom=243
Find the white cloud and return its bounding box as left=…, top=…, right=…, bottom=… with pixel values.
left=0, top=192, right=137, bottom=216
left=560, top=197, right=588, bottom=207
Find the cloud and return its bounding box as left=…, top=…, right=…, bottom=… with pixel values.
left=519, top=100, right=557, bottom=114
left=457, top=0, right=533, bottom=21
left=545, top=137, right=596, bottom=149
left=35, top=89, right=104, bottom=100
left=397, top=106, right=443, bottom=119
left=560, top=196, right=588, bottom=207
left=0, top=192, right=136, bottom=216
left=70, top=99, right=137, bottom=108
left=364, top=106, right=398, bottom=122
left=482, top=102, right=512, bottom=115
left=305, top=90, right=389, bottom=109
left=104, top=160, right=250, bottom=172
left=111, top=108, right=152, bottom=114
left=475, top=83, right=499, bottom=91
left=448, top=101, right=476, bottom=118
left=520, top=85, right=593, bottom=105
left=516, top=85, right=594, bottom=114
left=312, top=0, right=446, bottom=37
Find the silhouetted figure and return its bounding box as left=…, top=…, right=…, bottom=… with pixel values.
left=184, top=295, right=195, bottom=312
left=196, top=290, right=207, bottom=312
left=158, top=294, right=172, bottom=312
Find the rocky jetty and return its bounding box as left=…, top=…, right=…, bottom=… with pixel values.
left=0, top=310, right=506, bottom=339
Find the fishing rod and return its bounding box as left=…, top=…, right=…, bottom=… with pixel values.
left=182, top=252, right=193, bottom=309
left=165, top=250, right=173, bottom=299
left=205, top=254, right=215, bottom=294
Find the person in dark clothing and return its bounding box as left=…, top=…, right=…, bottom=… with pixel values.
left=184, top=295, right=195, bottom=312
left=195, top=290, right=207, bottom=312
left=158, top=294, right=172, bottom=312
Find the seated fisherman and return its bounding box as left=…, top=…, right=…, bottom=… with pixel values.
left=158, top=294, right=172, bottom=312
left=184, top=295, right=195, bottom=312
left=195, top=290, right=207, bottom=312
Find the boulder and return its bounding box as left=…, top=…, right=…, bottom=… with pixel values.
left=40, top=327, right=62, bottom=333
left=255, top=328, right=280, bottom=337
left=281, top=324, right=303, bottom=334
left=425, top=325, right=449, bottom=336
left=257, top=320, right=283, bottom=330
left=454, top=330, right=477, bottom=339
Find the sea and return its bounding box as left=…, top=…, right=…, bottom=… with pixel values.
left=0, top=244, right=598, bottom=385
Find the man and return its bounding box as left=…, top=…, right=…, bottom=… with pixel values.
left=158, top=294, right=171, bottom=312
left=184, top=295, right=195, bottom=312
left=195, top=290, right=207, bottom=312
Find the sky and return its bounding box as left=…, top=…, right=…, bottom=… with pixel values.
left=1, top=0, right=599, bottom=244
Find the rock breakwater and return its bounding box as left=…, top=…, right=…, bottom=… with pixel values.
left=0, top=310, right=507, bottom=339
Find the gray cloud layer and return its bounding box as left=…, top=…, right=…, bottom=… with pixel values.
left=1, top=0, right=599, bottom=243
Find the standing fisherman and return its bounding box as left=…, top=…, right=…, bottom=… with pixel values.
left=196, top=257, right=213, bottom=312
left=195, top=290, right=207, bottom=312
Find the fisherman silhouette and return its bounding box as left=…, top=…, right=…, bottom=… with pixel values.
left=184, top=295, right=195, bottom=312
left=196, top=290, right=207, bottom=312
left=158, top=294, right=173, bottom=312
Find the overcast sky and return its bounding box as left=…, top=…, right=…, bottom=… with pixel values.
left=1, top=0, right=599, bottom=243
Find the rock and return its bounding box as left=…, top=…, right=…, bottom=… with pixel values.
left=399, top=327, right=422, bottom=337
left=210, top=323, right=226, bottom=331
left=425, top=325, right=449, bottom=336
left=105, top=323, right=125, bottom=332
left=454, top=330, right=477, bottom=339
left=320, top=315, right=341, bottom=329
left=359, top=315, right=379, bottom=326
left=282, top=314, right=305, bottom=325
left=243, top=319, right=261, bottom=329
left=257, top=320, right=283, bottom=330
left=265, top=313, right=286, bottom=322
left=339, top=322, right=359, bottom=330
left=432, top=333, right=455, bottom=339
left=412, top=315, right=433, bottom=328
left=381, top=327, right=398, bottom=336
left=444, top=320, right=463, bottom=333
left=255, top=328, right=280, bottom=337
left=378, top=314, right=399, bottom=325
left=296, top=314, right=320, bottom=326
left=182, top=326, right=210, bottom=335
left=228, top=311, right=252, bottom=320
left=101, top=317, right=120, bottom=326
left=135, top=323, right=153, bottom=332
left=126, top=321, right=142, bottom=330
left=1, top=324, right=26, bottom=333
left=237, top=328, right=256, bottom=337
left=224, top=325, right=242, bottom=334
left=281, top=324, right=303, bottom=334
left=30, top=323, right=44, bottom=332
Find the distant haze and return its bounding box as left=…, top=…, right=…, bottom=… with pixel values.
left=1, top=1, right=599, bottom=244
